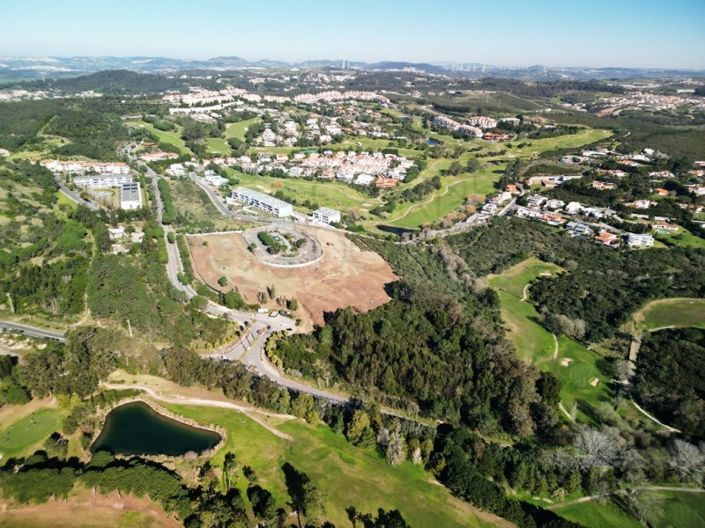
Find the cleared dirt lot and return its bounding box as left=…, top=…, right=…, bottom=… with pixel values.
left=0, top=488, right=180, bottom=528
left=188, top=227, right=397, bottom=330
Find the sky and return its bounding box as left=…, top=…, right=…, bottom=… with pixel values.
left=2, top=0, right=705, bottom=69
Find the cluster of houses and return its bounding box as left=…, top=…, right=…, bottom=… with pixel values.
left=204, top=150, right=414, bottom=189
left=431, top=115, right=483, bottom=138
left=429, top=114, right=517, bottom=141
left=293, top=90, right=390, bottom=105
left=596, top=91, right=705, bottom=115
left=512, top=193, right=657, bottom=248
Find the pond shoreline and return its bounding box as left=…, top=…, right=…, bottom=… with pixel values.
left=90, top=397, right=227, bottom=460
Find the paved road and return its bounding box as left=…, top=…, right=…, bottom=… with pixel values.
left=57, top=182, right=97, bottom=210
left=0, top=320, right=66, bottom=343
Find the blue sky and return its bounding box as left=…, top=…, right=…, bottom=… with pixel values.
left=2, top=0, right=704, bottom=68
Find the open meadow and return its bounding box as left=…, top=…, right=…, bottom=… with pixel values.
left=633, top=297, right=705, bottom=331
left=165, top=403, right=509, bottom=528
left=0, top=401, right=61, bottom=459
left=554, top=490, right=705, bottom=528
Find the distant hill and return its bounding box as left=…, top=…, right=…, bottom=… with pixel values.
left=38, top=69, right=185, bottom=94
left=1, top=55, right=704, bottom=85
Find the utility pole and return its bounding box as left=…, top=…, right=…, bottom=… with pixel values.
left=126, top=319, right=133, bottom=338
left=6, top=293, right=14, bottom=313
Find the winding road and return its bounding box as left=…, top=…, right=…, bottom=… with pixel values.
left=135, top=154, right=357, bottom=408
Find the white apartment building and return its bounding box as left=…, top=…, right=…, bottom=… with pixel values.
left=231, top=187, right=293, bottom=217
left=73, top=174, right=133, bottom=189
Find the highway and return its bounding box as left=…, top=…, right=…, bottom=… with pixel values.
left=0, top=320, right=66, bottom=343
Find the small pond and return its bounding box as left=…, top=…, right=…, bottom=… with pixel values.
left=92, top=401, right=221, bottom=456
left=376, top=224, right=418, bottom=237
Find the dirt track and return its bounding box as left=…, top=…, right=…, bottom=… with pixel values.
left=188, top=226, right=397, bottom=330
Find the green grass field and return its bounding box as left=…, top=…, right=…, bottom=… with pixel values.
left=488, top=258, right=610, bottom=420
left=225, top=118, right=260, bottom=141
left=126, top=120, right=191, bottom=156
left=654, top=226, right=705, bottom=249
left=633, top=298, right=705, bottom=331
left=227, top=169, right=382, bottom=213
left=555, top=490, right=705, bottom=528
left=0, top=408, right=62, bottom=458
left=555, top=499, right=642, bottom=528
left=164, top=404, right=500, bottom=528
left=205, top=137, right=232, bottom=156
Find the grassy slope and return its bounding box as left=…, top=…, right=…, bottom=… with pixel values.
left=487, top=258, right=610, bottom=419
left=0, top=407, right=62, bottom=459
left=633, top=298, right=705, bottom=331
left=125, top=120, right=191, bottom=156
left=205, top=137, right=231, bottom=156
left=165, top=404, right=503, bottom=528
left=225, top=118, right=260, bottom=141
left=227, top=168, right=382, bottom=213
left=556, top=491, right=705, bottom=528
left=654, top=226, right=705, bottom=249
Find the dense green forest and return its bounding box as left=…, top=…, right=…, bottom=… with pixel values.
left=275, top=280, right=558, bottom=436
left=44, top=106, right=129, bottom=160
left=0, top=98, right=131, bottom=159
left=636, top=328, right=705, bottom=440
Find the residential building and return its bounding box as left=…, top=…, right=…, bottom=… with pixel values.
left=526, top=194, right=547, bottom=209
left=166, top=163, right=186, bottom=177
left=566, top=221, right=593, bottom=237
left=625, top=233, right=655, bottom=248
left=592, top=180, right=616, bottom=191
left=312, top=207, right=341, bottom=224
left=73, top=174, right=133, bottom=189
left=203, top=173, right=229, bottom=187
left=545, top=199, right=565, bottom=210
left=354, top=173, right=375, bottom=186
left=653, top=222, right=678, bottom=232
left=231, top=187, right=293, bottom=217
left=595, top=230, right=619, bottom=247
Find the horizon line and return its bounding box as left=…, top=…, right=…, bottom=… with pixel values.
left=3, top=54, right=705, bottom=72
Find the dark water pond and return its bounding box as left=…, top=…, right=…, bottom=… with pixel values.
left=92, top=401, right=221, bottom=456
left=376, top=224, right=418, bottom=237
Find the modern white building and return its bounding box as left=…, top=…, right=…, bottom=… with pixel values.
left=312, top=207, right=341, bottom=225
left=73, top=174, right=133, bottom=189
left=625, top=233, right=654, bottom=248
left=231, top=187, right=293, bottom=217
left=120, top=182, right=143, bottom=210
left=203, top=173, right=229, bottom=187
